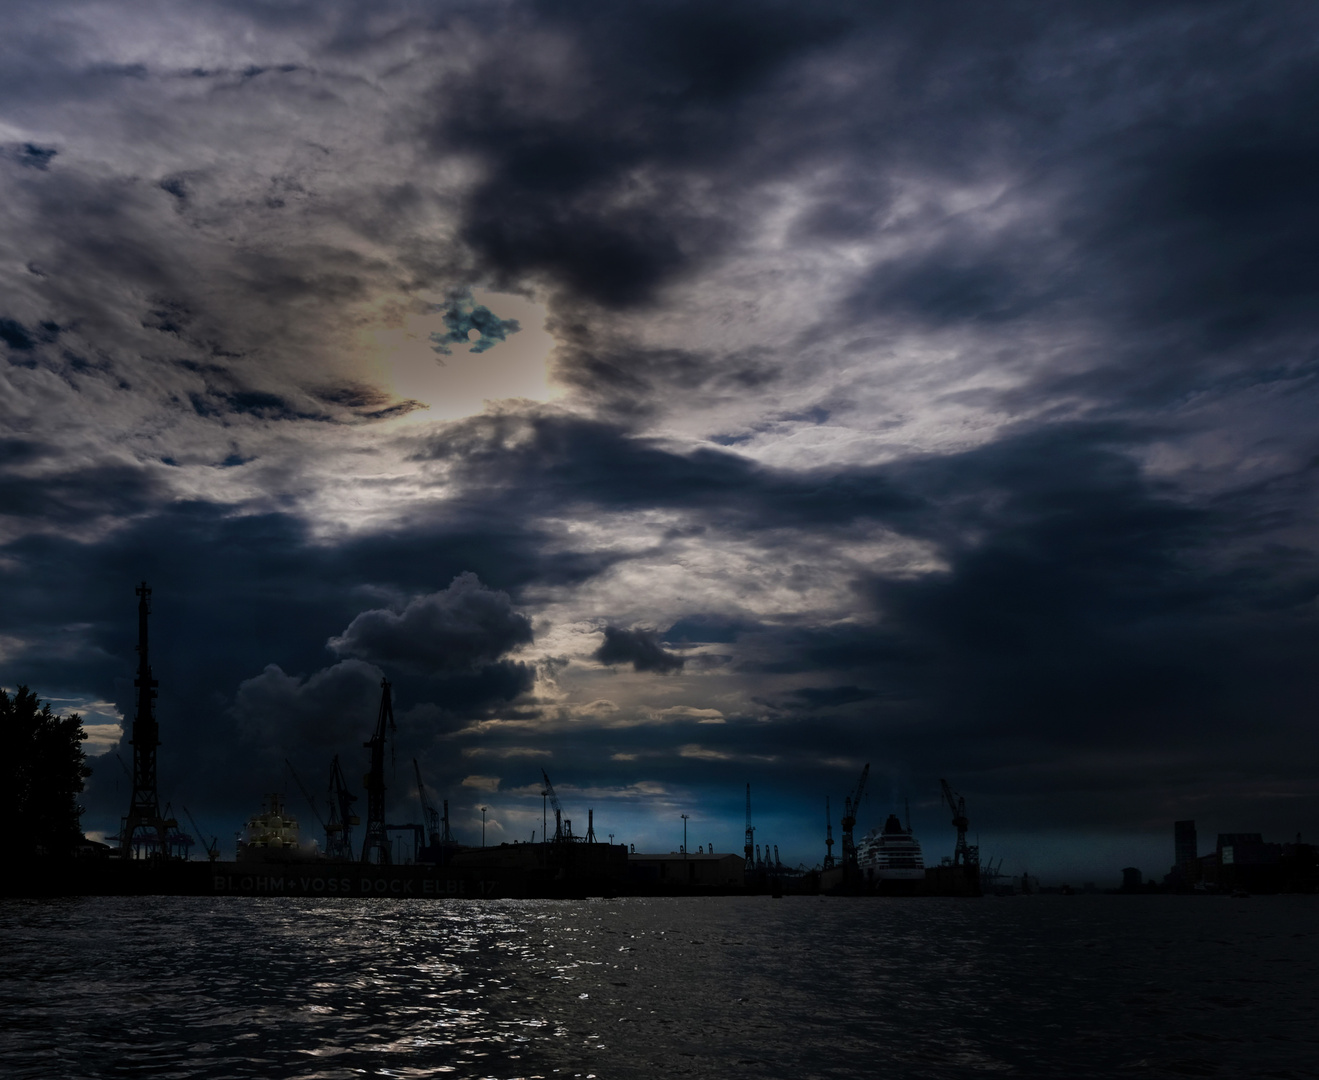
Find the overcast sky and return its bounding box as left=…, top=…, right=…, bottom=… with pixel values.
left=4, top=1, right=1317, bottom=881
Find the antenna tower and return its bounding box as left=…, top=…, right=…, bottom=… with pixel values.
left=120, top=582, right=169, bottom=858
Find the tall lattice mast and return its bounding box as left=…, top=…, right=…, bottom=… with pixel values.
left=360, top=678, right=396, bottom=864
left=121, top=582, right=169, bottom=858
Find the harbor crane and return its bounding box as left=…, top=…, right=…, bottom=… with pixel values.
left=181, top=805, right=219, bottom=861
left=361, top=679, right=397, bottom=864
left=286, top=758, right=329, bottom=850
left=540, top=769, right=572, bottom=841
left=822, top=795, right=835, bottom=870
left=940, top=778, right=979, bottom=868
left=744, top=783, right=755, bottom=869
left=326, top=755, right=358, bottom=860
left=414, top=759, right=441, bottom=847
left=840, top=763, right=870, bottom=873
left=440, top=800, right=454, bottom=844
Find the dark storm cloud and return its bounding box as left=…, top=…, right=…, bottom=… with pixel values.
left=743, top=422, right=1319, bottom=772
left=439, top=0, right=1319, bottom=418
left=1, top=142, right=56, bottom=170
left=789, top=686, right=877, bottom=710
left=0, top=459, right=165, bottom=529
left=546, top=328, right=782, bottom=419
left=4, top=0, right=1319, bottom=869
left=419, top=412, right=921, bottom=528
left=433, top=0, right=852, bottom=307
left=594, top=626, right=685, bottom=675
left=233, top=659, right=385, bottom=751
left=328, top=572, right=534, bottom=675
left=0, top=497, right=581, bottom=833
left=1, top=317, right=37, bottom=351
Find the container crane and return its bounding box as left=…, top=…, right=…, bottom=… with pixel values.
left=823, top=795, right=835, bottom=870
left=326, top=755, right=358, bottom=861
left=361, top=679, right=396, bottom=864
left=840, top=763, right=870, bottom=873
left=939, top=778, right=979, bottom=868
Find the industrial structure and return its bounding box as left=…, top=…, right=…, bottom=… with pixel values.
left=537, top=769, right=598, bottom=845
left=822, top=796, right=835, bottom=870
left=360, top=679, right=396, bottom=864
left=744, top=783, right=755, bottom=869
left=840, top=763, right=870, bottom=877
left=16, top=581, right=1009, bottom=899
left=325, top=755, right=358, bottom=860
left=414, top=758, right=459, bottom=864
left=119, top=582, right=171, bottom=858
left=939, top=778, right=979, bottom=870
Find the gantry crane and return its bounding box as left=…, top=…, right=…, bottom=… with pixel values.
left=360, top=679, right=396, bottom=864
left=823, top=795, right=835, bottom=870
left=840, top=763, right=870, bottom=874
left=326, top=754, right=358, bottom=860
left=939, top=778, right=979, bottom=868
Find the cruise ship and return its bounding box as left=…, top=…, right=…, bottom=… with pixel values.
left=856, top=813, right=925, bottom=881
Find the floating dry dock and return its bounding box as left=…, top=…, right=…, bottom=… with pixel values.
left=10, top=842, right=635, bottom=900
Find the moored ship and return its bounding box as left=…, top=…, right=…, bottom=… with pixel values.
left=237, top=794, right=321, bottom=862
left=857, top=813, right=925, bottom=885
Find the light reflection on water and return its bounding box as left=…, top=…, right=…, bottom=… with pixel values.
left=1, top=895, right=1317, bottom=1078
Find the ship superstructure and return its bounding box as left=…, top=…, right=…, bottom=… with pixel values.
left=856, top=813, right=925, bottom=880
left=238, top=793, right=317, bottom=861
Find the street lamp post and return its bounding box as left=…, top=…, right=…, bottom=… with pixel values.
left=481, top=807, right=488, bottom=847
left=681, top=813, right=689, bottom=859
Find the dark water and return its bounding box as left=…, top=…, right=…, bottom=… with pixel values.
left=2, top=895, right=1316, bottom=1079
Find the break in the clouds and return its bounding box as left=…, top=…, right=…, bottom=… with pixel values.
left=3, top=1, right=1318, bottom=879
left=429, top=291, right=522, bottom=356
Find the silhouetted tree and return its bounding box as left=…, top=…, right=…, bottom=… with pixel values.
left=1, top=686, right=90, bottom=855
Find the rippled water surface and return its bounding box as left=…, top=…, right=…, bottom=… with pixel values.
left=2, top=895, right=1317, bottom=1078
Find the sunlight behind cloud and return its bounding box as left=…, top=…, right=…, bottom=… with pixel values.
left=372, top=290, right=559, bottom=420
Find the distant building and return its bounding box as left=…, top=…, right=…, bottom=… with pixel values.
left=1174, top=820, right=1197, bottom=870
left=1216, top=832, right=1262, bottom=855
left=1121, top=866, right=1143, bottom=891
left=1161, top=824, right=1318, bottom=893
left=628, top=852, right=745, bottom=889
